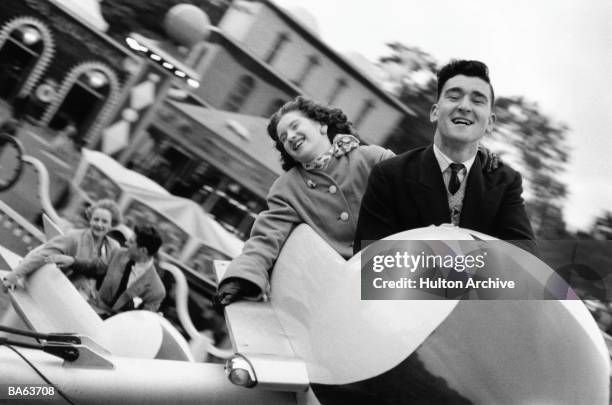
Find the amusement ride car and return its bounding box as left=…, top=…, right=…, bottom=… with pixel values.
left=0, top=133, right=609, bottom=404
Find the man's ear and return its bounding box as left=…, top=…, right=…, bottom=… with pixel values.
left=320, top=124, right=328, bottom=135
left=430, top=104, right=439, bottom=123
left=485, top=113, right=496, bottom=135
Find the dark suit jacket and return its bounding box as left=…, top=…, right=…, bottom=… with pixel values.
left=94, top=249, right=166, bottom=316
left=354, top=145, right=535, bottom=254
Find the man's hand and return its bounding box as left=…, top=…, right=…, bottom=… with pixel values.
left=478, top=145, right=502, bottom=172
left=45, top=254, right=75, bottom=268
left=1, top=272, right=23, bottom=292
left=214, top=278, right=260, bottom=307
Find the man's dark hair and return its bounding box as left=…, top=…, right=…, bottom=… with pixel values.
left=134, top=225, right=162, bottom=256
left=267, top=96, right=358, bottom=171
left=436, top=60, right=495, bottom=106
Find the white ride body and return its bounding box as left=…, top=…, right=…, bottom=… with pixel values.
left=0, top=145, right=298, bottom=403
left=223, top=224, right=610, bottom=404
left=0, top=246, right=297, bottom=404
left=0, top=217, right=609, bottom=404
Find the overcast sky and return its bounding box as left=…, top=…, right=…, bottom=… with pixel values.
left=276, top=0, right=612, bottom=231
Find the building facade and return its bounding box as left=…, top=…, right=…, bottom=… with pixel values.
left=0, top=0, right=421, bottom=242
left=124, top=100, right=281, bottom=239
left=122, top=0, right=419, bottom=239
left=216, top=0, right=415, bottom=145
left=0, top=0, right=138, bottom=143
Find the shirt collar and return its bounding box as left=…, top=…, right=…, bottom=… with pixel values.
left=132, top=258, right=153, bottom=277
left=433, top=144, right=476, bottom=174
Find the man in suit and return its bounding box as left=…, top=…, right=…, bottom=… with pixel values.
left=354, top=60, right=535, bottom=253
left=88, top=224, right=166, bottom=318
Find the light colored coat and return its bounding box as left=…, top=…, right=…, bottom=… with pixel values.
left=14, top=229, right=120, bottom=300
left=222, top=144, right=394, bottom=293
left=94, top=248, right=166, bottom=315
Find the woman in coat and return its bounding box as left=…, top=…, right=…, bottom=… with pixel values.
left=2, top=199, right=122, bottom=303
left=216, top=97, right=394, bottom=304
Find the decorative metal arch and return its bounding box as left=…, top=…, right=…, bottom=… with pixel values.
left=40, top=60, right=121, bottom=143
left=0, top=16, right=56, bottom=98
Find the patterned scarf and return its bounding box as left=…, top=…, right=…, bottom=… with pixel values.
left=302, top=134, right=360, bottom=171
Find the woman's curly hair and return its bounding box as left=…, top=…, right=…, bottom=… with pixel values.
left=85, top=198, right=122, bottom=227
left=267, top=96, right=359, bottom=171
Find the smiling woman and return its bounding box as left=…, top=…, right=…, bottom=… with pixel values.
left=276, top=110, right=332, bottom=164
left=215, top=96, right=395, bottom=305
left=1, top=199, right=123, bottom=302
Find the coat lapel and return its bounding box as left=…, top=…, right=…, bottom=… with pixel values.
left=411, top=146, right=451, bottom=226
left=111, top=265, right=151, bottom=311
left=80, top=230, right=96, bottom=257
left=112, top=291, right=132, bottom=312
left=106, top=253, right=128, bottom=298
left=460, top=156, right=504, bottom=232
left=460, top=157, right=486, bottom=230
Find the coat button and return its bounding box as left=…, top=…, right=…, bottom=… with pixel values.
left=339, top=212, right=349, bottom=221
left=328, top=185, right=337, bottom=194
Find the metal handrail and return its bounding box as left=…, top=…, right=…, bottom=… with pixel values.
left=158, top=261, right=233, bottom=360
left=21, top=154, right=64, bottom=227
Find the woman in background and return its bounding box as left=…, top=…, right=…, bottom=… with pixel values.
left=2, top=199, right=122, bottom=303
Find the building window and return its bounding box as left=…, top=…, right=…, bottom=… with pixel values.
left=264, top=98, right=286, bottom=116
left=0, top=25, right=45, bottom=101
left=354, top=99, right=375, bottom=127
left=294, top=55, right=319, bottom=86
left=222, top=75, right=255, bottom=112
left=327, top=78, right=347, bottom=105
left=209, top=181, right=266, bottom=239
left=127, top=129, right=267, bottom=240
left=264, top=32, right=289, bottom=64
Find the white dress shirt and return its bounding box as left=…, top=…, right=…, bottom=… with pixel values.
left=433, top=144, right=476, bottom=191
left=127, top=258, right=153, bottom=288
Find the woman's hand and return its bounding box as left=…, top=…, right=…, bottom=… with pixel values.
left=478, top=145, right=502, bottom=172
left=45, top=254, right=75, bottom=268
left=1, top=272, right=23, bottom=291
left=214, top=278, right=261, bottom=307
